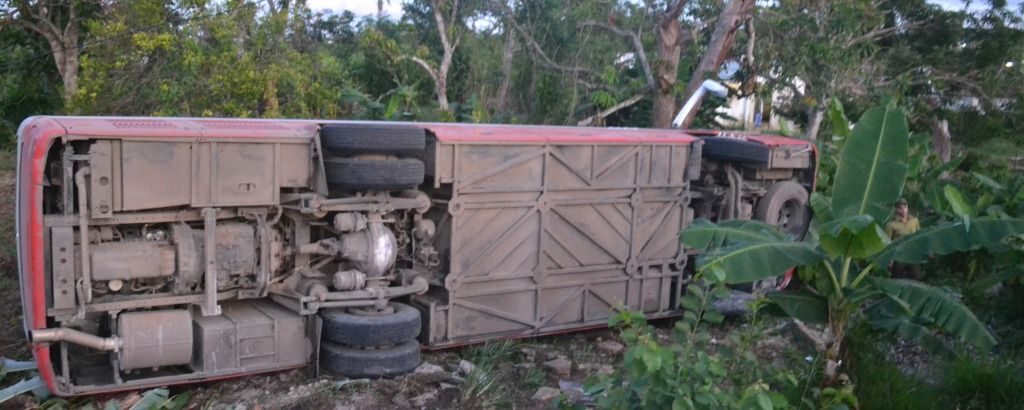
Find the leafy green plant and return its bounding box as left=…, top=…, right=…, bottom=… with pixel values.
left=587, top=272, right=795, bottom=409
left=681, top=102, right=1024, bottom=385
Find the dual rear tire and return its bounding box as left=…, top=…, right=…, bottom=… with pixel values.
left=319, top=302, right=423, bottom=378
left=317, top=124, right=427, bottom=377
left=320, top=124, right=426, bottom=192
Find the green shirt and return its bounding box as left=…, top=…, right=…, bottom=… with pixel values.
left=886, top=216, right=920, bottom=240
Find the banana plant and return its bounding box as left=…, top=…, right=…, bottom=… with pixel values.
left=681, top=102, right=1024, bottom=385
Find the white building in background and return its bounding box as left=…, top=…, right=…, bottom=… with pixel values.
left=711, top=61, right=801, bottom=133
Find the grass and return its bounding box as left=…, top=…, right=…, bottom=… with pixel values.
left=0, top=156, right=27, bottom=359
left=462, top=340, right=518, bottom=367
left=522, top=366, right=547, bottom=391
left=849, top=324, right=1024, bottom=410
left=838, top=254, right=1024, bottom=409
left=458, top=341, right=519, bottom=409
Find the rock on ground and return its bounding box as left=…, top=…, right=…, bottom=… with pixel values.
left=532, top=386, right=561, bottom=402
left=543, top=356, right=572, bottom=378
left=458, top=359, right=476, bottom=375
left=414, top=362, right=444, bottom=375
left=711, top=290, right=755, bottom=317
left=410, top=390, right=437, bottom=407
left=596, top=340, right=625, bottom=355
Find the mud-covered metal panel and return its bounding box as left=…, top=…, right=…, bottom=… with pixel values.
left=434, top=142, right=692, bottom=345
left=192, top=300, right=307, bottom=372
left=213, top=143, right=276, bottom=206
left=770, top=146, right=812, bottom=169
left=191, top=142, right=278, bottom=207
left=278, top=143, right=312, bottom=187
left=121, top=141, right=192, bottom=210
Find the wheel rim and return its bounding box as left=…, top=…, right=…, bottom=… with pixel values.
left=777, top=199, right=804, bottom=236
left=752, top=276, right=780, bottom=293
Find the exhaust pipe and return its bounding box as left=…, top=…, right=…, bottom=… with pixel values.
left=31, top=328, right=122, bottom=352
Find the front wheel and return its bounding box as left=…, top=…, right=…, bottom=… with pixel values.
left=743, top=181, right=809, bottom=293
left=755, top=181, right=810, bottom=239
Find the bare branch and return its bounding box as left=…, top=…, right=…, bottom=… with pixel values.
left=396, top=55, right=439, bottom=81
left=665, top=0, right=687, bottom=19
left=579, top=20, right=655, bottom=91
left=844, top=21, right=923, bottom=47
left=431, top=0, right=453, bottom=54
left=577, top=94, right=646, bottom=126
left=509, top=17, right=594, bottom=76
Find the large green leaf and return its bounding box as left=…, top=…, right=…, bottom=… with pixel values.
left=871, top=278, right=997, bottom=351
left=696, top=241, right=826, bottom=285
left=810, top=192, right=834, bottom=224
left=874, top=219, right=1024, bottom=266
left=943, top=185, right=975, bottom=219
left=765, top=290, right=828, bottom=324
left=681, top=219, right=784, bottom=251
left=817, top=215, right=890, bottom=259
left=925, top=155, right=965, bottom=181
left=971, top=268, right=1024, bottom=292
left=827, top=97, right=851, bottom=140
left=831, top=104, right=909, bottom=223
left=970, top=172, right=1005, bottom=191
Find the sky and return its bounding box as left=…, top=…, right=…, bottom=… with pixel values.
left=306, top=0, right=404, bottom=18
left=307, top=0, right=1024, bottom=19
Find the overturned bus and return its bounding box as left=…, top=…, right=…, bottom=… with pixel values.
left=15, top=116, right=814, bottom=395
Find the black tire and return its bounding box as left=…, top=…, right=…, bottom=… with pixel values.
left=324, top=157, right=424, bottom=191
left=320, top=124, right=426, bottom=156
left=321, top=302, right=422, bottom=348
left=755, top=181, right=810, bottom=239
left=321, top=340, right=421, bottom=378
left=701, top=137, right=771, bottom=168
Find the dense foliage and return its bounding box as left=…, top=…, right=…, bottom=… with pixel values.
left=3, top=0, right=1024, bottom=407
left=1, top=1, right=1020, bottom=146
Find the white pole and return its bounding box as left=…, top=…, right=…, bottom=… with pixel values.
left=672, top=80, right=730, bottom=128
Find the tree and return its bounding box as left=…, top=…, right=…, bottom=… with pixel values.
left=753, top=0, right=915, bottom=139
left=1, top=0, right=85, bottom=105
left=0, top=22, right=61, bottom=146
left=682, top=102, right=1024, bottom=384
left=399, top=0, right=475, bottom=114
left=71, top=0, right=347, bottom=118
left=649, top=0, right=688, bottom=128
left=877, top=1, right=1024, bottom=162
left=677, top=0, right=753, bottom=128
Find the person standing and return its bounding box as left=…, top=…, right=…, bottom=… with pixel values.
left=886, top=198, right=921, bottom=278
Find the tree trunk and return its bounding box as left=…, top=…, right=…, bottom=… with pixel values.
left=823, top=310, right=849, bottom=386
left=40, top=34, right=79, bottom=103
left=931, top=118, right=952, bottom=164
left=430, top=0, right=459, bottom=113
left=12, top=1, right=82, bottom=105
left=495, top=23, right=516, bottom=112
left=806, top=107, right=825, bottom=141
left=435, top=73, right=450, bottom=112
left=62, top=42, right=79, bottom=101
left=651, top=1, right=689, bottom=128
left=679, top=0, right=754, bottom=128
